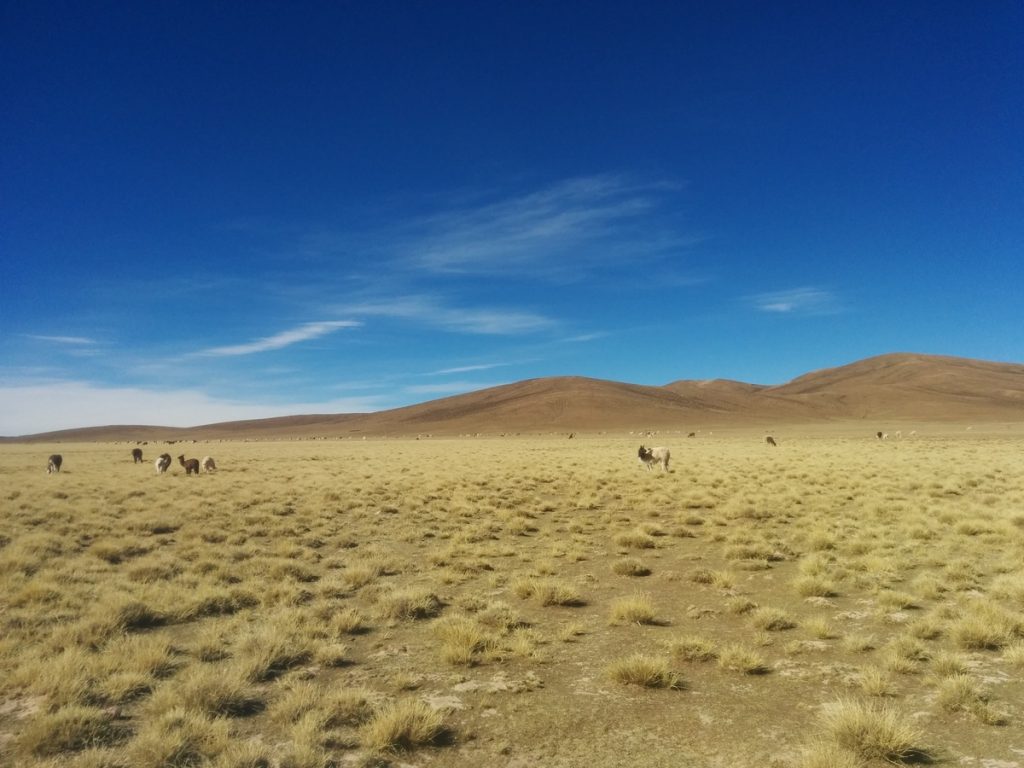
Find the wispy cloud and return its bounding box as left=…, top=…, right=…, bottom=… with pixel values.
left=427, top=362, right=514, bottom=376
left=195, top=320, right=362, bottom=357
left=344, top=297, right=554, bottom=335
left=750, top=287, right=842, bottom=315
left=24, top=334, right=100, bottom=345
left=404, top=380, right=501, bottom=396
left=0, top=381, right=388, bottom=436
left=559, top=332, right=608, bottom=343
left=390, top=175, right=692, bottom=277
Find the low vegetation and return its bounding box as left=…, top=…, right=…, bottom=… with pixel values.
left=1, top=429, right=1023, bottom=766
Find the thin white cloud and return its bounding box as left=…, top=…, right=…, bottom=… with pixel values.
left=750, top=287, right=842, bottom=315
left=24, top=334, right=100, bottom=345
left=559, top=332, right=608, bottom=343
left=345, top=297, right=554, bottom=335
left=0, top=381, right=388, bottom=436
left=404, top=380, right=500, bottom=396
left=395, top=175, right=691, bottom=276
left=428, top=362, right=514, bottom=376
left=195, top=320, right=362, bottom=357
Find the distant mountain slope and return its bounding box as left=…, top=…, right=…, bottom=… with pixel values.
left=766, top=353, right=1024, bottom=419
left=4, top=353, right=1022, bottom=441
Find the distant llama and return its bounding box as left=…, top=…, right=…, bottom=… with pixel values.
left=47, top=454, right=62, bottom=474
left=201, top=456, right=217, bottom=473
left=155, top=453, right=172, bottom=474
left=638, top=445, right=670, bottom=472
left=765, top=435, right=777, bottom=447
left=132, top=448, right=143, bottom=463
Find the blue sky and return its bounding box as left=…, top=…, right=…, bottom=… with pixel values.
left=2, top=2, right=1021, bottom=434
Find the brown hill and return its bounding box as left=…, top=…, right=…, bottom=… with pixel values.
left=5, top=353, right=1022, bottom=441
left=768, top=352, right=1024, bottom=420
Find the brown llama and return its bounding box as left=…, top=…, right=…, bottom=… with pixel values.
left=178, top=454, right=200, bottom=476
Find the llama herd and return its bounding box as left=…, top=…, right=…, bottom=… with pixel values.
left=42, top=449, right=218, bottom=476
left=42, top=429, right=922, bottom=476
left=635, top=428, right=920, bottom=472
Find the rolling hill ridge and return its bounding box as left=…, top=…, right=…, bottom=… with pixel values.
left=6, top=353, right=1023, bottom=441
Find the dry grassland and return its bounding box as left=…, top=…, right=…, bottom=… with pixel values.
left=1, top=432, right=1023, bottom=767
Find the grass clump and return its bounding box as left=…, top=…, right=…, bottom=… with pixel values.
left=151, top=665, right=264, bottom=717
left=856, top=667, right=895, bottom=697
left=514, top=578, right=584, bottom=606
left=750, top=607, right=797, bottom=631
left=611, top=557, right=651, bottom=577
left=608, top=593, right=660, bottom=625
left=614, top=530, right=657, bottom=550
left=17, top=705, right=128, bottom=757
left=794, top=575, right=838, bottom=598
left=717, top=643, right=770, bottom=674
left=236, top=621, right=316, bottom=682
left=127, top=707, right=231, bottom=768
left=359, top=699, right=446, bottom=752
left=376, top=588, right=444, bottom=621
left=936, top=674, right=1009, bottom=725
left=820, top=698, right=925, bottom=762
left=665, top=635, right=718, bottom=662
left=1003, top=641, right=1024, bottom=668
left=434, top=615, right=493, bottom=666
left=796, top=742, right=863, bottom=768
left=950, top=602, right=1019, bottom=650
left=606, top=654, right=682, bottom=688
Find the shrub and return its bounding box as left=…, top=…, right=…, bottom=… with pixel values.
left=609, top=593, right=659, bottom=625
left=717, top=644, right=770, bottom=674
left=434, top=616, right=492, bottom=666
left=376, top=589, right=444, bottom=621
left=820, top=699, right=924, bottom=762
left=606, top=654, right=682, bottom=688
left=360, top=699, right=445, bottom=752
left=612, top=557, right=651, bottom=577
left=127, top=707, right=231, bottom=768
left=665, top=635, right=718, bottom=662
left=750, top=607, right=797, bottom=631
left=17, top=706, right=128, bottom=757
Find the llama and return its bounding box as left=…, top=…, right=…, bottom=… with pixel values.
left=765, top=436, right=777, bottom=447
left=687, top=432, right=696, bottom=438
left=638, top=445, right=670, bottom=471
left=132, top=448, right=144, bottom=464
left=47, top=454, right=62, bottom=474
left=155, top=453, right=172, bottom=474
left=876, top=431, right=885, bottom=440
left=177, top=454, right=200, bottom=476
left=201, top=456, right=217, bottom=473
left=894, top=430, right=902, bottom=440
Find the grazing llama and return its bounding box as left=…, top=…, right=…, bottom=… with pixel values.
left=201, top=456, right=217, bottom=473
left=132, top=448, right=143, bottom=463
left=177, top=455, right=200, bottom=476
left=155, top=454, right=172, bottom=474
left=47, top=454, right=62, bottom=474
left=638, top=445, right=670, bottom=472
left=765, top=435, right=777, bottom=447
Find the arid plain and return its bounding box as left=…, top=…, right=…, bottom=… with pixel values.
left=2, top=427, right=1024, bottom=768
